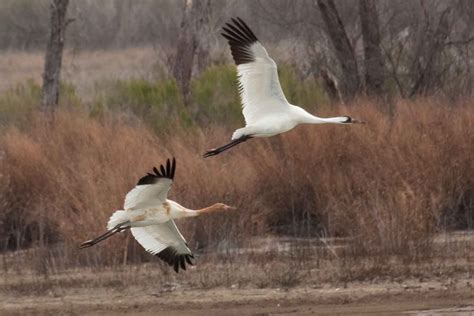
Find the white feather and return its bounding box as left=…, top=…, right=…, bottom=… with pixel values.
left=123, top=178, right=172, bottom=210
left=131, top=220, right=191, bottom=256
left=107, top=210, right=127, bottom=230
left=237, top=42, right=289, bottom=126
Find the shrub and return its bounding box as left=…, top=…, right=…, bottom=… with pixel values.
left=191, top=64, right=242, bottom=125
left=0, top=80, right=41, bottom=127
left=0, top=80, right=81, bottom=128
left=100, top=78, right=189, bottom=132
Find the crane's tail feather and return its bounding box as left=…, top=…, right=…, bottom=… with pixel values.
left=203, top=135, right=252, bottom=158
left=80, top=210, right=130, bottom=249
left=107, top=210, right=128, bottom=230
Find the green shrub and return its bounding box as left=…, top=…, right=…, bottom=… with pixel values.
left=101, top=78, right=189, bottom=132
left=0, top=80, right=41, bottom=127
left=59, top=81, right=82, bottom=108
left=0, top=80, right=81, bottom=128
left=191, top=64, right=242, bottom=125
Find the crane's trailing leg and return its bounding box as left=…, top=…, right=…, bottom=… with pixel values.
left=203, top=135, right=252, bottom=158
left=79, top=221, right=130, bottom=249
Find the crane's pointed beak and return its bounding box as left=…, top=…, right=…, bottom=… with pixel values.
left=224, top=205, right=237, bottom=211
left=352, top=118, right=367, bottom=124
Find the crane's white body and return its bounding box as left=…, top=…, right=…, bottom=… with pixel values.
left=232, top=106, right=350, bottom=140
left=106, top=199, right=198, bottom=259
left=108, top=200, right=196, bottom=229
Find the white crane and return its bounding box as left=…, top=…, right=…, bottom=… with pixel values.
left=204, top=18, right=365, bottom=158
left=80, top=158, right=235, bottom=272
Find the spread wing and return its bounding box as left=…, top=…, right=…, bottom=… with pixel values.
left=131, top=220, right=194, bottom=273
left=222, top=17, right=290, bottom=125
left=124, top=158, right=176, bottom=210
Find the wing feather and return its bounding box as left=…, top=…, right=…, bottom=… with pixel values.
left=124, top=158, right=176, bottom=210
left=222, top=17, right=289, bottom=125
left=131, top=220, right=193, bottom=273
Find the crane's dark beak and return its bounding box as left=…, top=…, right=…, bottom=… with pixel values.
left=351, top=118, right=367, bottom=124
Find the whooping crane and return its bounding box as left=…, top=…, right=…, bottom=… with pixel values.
left=204, top=18, right=365, bottom=158
left=80, top=158, right=235, bottom=272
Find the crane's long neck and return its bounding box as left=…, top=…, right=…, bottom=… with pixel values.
left=196, top=204, right=225, bottom=215
left=301, top=113, right=348, bottom=124
left=293, top=106, right=348, bottom=125
left=182, top=204, right=225, bottom=217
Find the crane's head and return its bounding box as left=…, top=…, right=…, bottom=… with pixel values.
left=212, top=203, right=237, bottom=211
left=341, top=116, right=366, bottom=124
left=198, top=203, right=237, bottom=215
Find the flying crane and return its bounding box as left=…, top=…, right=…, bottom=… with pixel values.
left=80, top=158, right=235, bottom=272
left=204, top=18, right=365, bottom=158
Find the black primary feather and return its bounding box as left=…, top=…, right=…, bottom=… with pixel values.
left=136, top=158, right=176, bottom=185
left=160, top=165, right=166, bottom=176
left=222, top=17, right=259, bottom=65
left=156, top=246, right=194, bottom=273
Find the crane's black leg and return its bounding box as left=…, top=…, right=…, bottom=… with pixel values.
left=79, top=222, right=129, bottom=249
left=203, top=135, right=252, bottom=158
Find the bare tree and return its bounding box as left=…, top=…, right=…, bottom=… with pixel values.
left=173, top=0, right=212, bottom=105
left=410, top=4, right=453, bottom=97
left=316, top=0, right=360, bottom=99
left=359, top=0, right=384, bottom=96
left=41, top=0, right=71, bottom=115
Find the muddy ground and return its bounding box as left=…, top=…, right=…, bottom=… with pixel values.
left=1, top=274, right=473, bottom=315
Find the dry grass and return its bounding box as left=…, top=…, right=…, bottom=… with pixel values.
left=0, top=98, right=472, bottom=271
left=1, top=233, right=473, bottom=296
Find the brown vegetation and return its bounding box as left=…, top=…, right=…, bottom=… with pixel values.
left=0, top=98, right=472, bottom=270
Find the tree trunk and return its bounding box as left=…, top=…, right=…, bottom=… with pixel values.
left=113, top=0, right=132, bottom=47
left=318, top=67, right=343, bottom=103
left=173, top=0, right=212, bottom=106
left=196, top=0, right=212, bottom=73
left=173, top=0, right=197, bottom=105
left=316, top=0, right=360, bottom=99
left=359, top=0, right=384, bottom=96
left=41, top=0, right=70, bottom=115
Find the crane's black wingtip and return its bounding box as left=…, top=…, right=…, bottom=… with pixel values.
left=222, top=17, right=259, bottom=66
left=156, top=247, right=194, bottom=273
left=137, top=158, right=177, bottom=185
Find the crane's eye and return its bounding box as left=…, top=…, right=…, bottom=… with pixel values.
left=343, top=116, right=352, bottom=123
